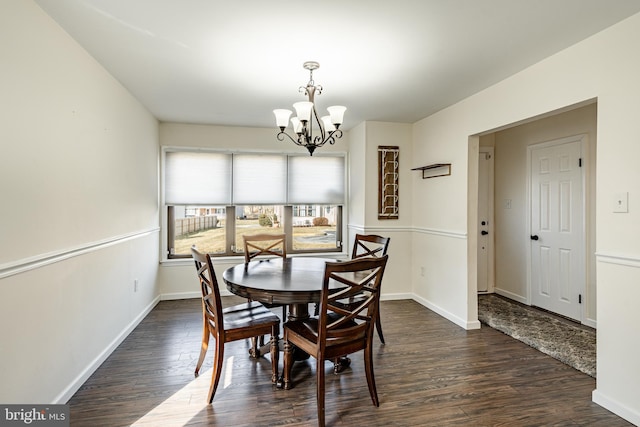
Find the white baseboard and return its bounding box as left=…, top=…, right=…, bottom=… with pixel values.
left=494, top=288, right=528, bottom=304
left=412, top=294, right=481, bottom=330
left=592, top=389, right=640, bottom=426
left=381, top=292, right=413, bottom=301
left=54, top=295, right=161, bottom=404
left=160, top=291, right=201, bottom=300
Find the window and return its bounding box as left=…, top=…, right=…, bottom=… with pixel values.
left=164, top=150, right=345, bottom=258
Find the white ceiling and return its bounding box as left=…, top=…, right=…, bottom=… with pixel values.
left=35, top=0, right=640, bottom=130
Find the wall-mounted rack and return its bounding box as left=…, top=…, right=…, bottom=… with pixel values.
left=411, top=163, right=451, bottom=179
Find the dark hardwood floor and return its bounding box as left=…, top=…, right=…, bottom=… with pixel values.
left=68, top=297, right=632, bottom=426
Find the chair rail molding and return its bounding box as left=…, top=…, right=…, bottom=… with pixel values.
left=595, top=251, right=640, bottom=268
left=413, top=226, right=467, bottom=239
left=0, top=227, right=160, bottom=280
left=347, top=224, right=466, bottom=238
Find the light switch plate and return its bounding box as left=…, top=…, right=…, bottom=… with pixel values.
left=614, top=192, right=628, bottom=213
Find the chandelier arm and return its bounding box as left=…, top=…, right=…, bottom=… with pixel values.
left=326, top=129, right=342, bottom=145
left=276, top=131, right=304, bottom=146
left=311, top=105, right=326, bottom=142
left=318, top=129, right=342, bottom=146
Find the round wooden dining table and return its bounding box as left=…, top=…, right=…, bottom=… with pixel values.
left=223, top=256, right=352, bottom=379
left=222, top=257, right=340, bottom=321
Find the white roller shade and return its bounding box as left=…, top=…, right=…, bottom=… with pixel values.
left=233, top=154, right=287, bottom=204
left=288, top=155, right=345, bottom=204
left=164, top=151, right=232, bottom=205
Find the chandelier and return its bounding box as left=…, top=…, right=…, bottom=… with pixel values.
left=273, top=61, right=346, bottom=156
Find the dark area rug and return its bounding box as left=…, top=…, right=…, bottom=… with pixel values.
left=478, top=294, right=596, bottom=377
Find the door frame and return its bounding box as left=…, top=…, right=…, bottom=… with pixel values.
left=525, top=134, right=587, bottom=322
left=478, top=147, right=495, bottom=293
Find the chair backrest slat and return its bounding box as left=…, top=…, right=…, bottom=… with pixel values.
left=351, top=234, right=390, bottom=260
left=243, top=233, right=286, bottom=263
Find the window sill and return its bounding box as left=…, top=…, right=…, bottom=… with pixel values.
left=160, top=251, right=349, bottom=266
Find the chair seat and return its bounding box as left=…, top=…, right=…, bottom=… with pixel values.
left=286, top=316, right=367, bottom=357
left=222, top=301, right=281, bottom=332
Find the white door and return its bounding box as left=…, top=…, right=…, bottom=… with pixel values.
left=478, top=148, right=494, bottom=293
left=529, top=136, right=585, bottom=321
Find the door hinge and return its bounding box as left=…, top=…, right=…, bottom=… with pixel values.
left=578, top=294, right=582, bottom=304
left=578, top=158, right=582, bottom=167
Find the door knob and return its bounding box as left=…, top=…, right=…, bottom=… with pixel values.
left=530, top=235, right=539, bottom=241
left=481, top=230, right=489, bottom=235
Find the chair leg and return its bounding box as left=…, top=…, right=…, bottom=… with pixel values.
left=283, top=339, right=293, bottom=390
left=375, top=314, right=385, bottom=344
left=195, top=320, right=209, bottom=376
left=364, top=342, right=379, bottom=407
left=270, top=327, right=280, bottom=384
left=249, top=336, right=261, bottom=358
left=332, top=356, right=351, bottom=374
left=207, top=339, right=225, bottom=404
left=316, top=358, right=326, bottom=427
left=247, top=298, right=262, bottom=358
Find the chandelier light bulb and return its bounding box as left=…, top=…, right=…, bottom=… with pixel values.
left=321, top=115, right=334, bottom=131
left=327, top=105, right=346, bottom=127
left=293, top=101, right=313, bottom=123
left=273, top=109, right=292, bottom=130
left=290, top=117, right=302, bottom=134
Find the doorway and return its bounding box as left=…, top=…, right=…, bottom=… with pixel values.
left=472, top=102, right=597, bottom=326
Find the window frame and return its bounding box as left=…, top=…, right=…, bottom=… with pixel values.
left=161, top=147, right=348, bottom=261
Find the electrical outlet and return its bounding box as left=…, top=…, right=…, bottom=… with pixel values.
left=134, top=279, right=139, bottom=292
left=420, top=267, right=425, bottom=277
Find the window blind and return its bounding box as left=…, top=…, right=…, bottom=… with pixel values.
left=232, top=154, right=287, bottom=204
left=164, top=150, right=345, bottom=205
left=288, top=155, right=345, bottom=204
left=164, top=151, right=232, bottom=205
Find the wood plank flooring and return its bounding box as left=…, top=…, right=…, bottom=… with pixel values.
left=68, top=297, right=632, bottom=426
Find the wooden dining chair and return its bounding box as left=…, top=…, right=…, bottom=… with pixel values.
left=191, top=246, right=280, bottom=403
left=315, top=234, right=391, bottom=345
left=243, top=233, right=288, bottom=321
left=243, top=233, right=288, bottom=352
left=349, top=234, right=390, bottom=344
left=282, top=255, right=389, bottom=427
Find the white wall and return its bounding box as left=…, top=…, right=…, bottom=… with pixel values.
left=493, top=103, right=598, bottom=324
left=0, top=0, right=160, bottom=403
left=411, top=107, right=474, bottom=328
left=349, top=122, right=414, bottom=299
left=411, top=12, right=640, bottom=424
